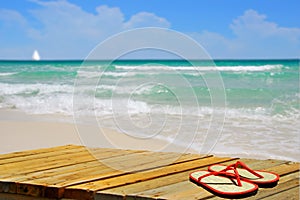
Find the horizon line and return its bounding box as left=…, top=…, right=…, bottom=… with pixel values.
left=0, top=58, right=299, bottom=62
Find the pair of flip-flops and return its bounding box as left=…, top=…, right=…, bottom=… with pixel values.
left=189, top=161, right=280, bottom=198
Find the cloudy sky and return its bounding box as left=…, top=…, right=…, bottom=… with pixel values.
left=0, top=0, right=299, bottom=59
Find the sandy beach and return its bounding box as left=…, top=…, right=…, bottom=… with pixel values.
left=0, top=109, right=81, bottom=154
left=0, top=109, right=186, bottom=156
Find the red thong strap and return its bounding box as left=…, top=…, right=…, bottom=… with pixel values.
left=221, top=161, right=264, bottom=179
left=197, top=168, right=242, bottom=187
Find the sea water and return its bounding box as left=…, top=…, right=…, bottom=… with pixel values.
left=0, top=59, right=299, bottom=161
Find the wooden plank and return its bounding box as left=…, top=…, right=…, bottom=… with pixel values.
left=0, top=151, right=94, bottom=175
left=97, top=155, right=218, bottom=198
left=100, top=169, right=191, bottom=197
left=0, top=148, right=143, bottom=181
left=122, top=158, right=288, bottom=200
left=0, top=145, right=87, bottom=165
left=260, top=186, right=299, bottom=200
left=0, top=192, right=57, bottom=200
left=130, top=179, right=207, bottom=200
left=0, top=145, right=82, bottom=161
left=1, top=149, right=204, bottom=198
left=6, top=151, right=209, bottom=199
left=98, top=158, right=286, bottom=199
left=59, top=150, right=206, bottom=186
left=84, top=156, right=236, bottom=192
left=96, top=193, right=157, bottom=200
left=101, top=171, right=213, bottom=200
left=0, top=147, right=141, bottom=178
left=19, top=151, right=197, bottom=185
left=65, top=156, right=237, bottom=199
left=264, top=162, right=299, bottom=176
left=213, top=158, right=289, bottom=170
left=6, top=160, right=110, bottom=184
left=1, top=149, right=145, bottom=191
left=0, top=149, right=147, bottom=198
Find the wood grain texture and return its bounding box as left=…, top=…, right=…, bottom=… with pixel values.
left=0, top=145, right=298, bottom=200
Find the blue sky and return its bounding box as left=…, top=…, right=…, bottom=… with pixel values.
left=0, top=0, right=299, bottom=59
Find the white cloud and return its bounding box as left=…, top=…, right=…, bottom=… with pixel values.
left=192, top=9, right=300, bottom=58
left=231, top=9, right=300, bottom=42
left=0, top=0, right=171, bottom=59
left=0, top=9, right=27, bottom=26
left=124, top=12, right=171, bottom=29
left=0, top=9, right=31, bottom=59
left=26, top=1, right=126, bottom=58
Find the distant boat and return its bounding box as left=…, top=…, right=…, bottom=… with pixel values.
left=32, top=50, right=41, bottom=61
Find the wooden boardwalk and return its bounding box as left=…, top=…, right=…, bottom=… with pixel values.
left=0, top=145, right=298, bottom=200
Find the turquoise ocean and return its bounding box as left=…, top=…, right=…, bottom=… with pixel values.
left=0, top=59, right=299, bottom=161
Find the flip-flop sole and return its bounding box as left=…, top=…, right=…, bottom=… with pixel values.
left=189, top=170, right=258, bottom=198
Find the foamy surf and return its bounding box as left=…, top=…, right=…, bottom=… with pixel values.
left=115, top=64, right=283, bottom=72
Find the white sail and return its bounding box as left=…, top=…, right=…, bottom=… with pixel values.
left=32, top=50, right=40, bottom=61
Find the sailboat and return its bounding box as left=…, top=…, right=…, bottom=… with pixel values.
left=32, top=50, right=41, bottom=61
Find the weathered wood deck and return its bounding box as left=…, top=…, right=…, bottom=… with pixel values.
left=0, top=145, right=298, bottom=200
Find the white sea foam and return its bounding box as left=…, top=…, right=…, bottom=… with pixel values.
left=0, top=83, right=75, bottom=115
left=77, top=70, right=141, bottom=78
left=0, top=72, right=18, bottom=76
left=115, top=64, right=283, bottom=72
left=103, top=71, right=138, bottom=77
left=0, top=83, right=73, bottom=95
left=77, top=71, right=102, bottom=78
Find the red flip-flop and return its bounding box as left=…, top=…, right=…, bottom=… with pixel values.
left=189, top=168, right=258, bottom=198
left=208, top=161, right=279, bottom=188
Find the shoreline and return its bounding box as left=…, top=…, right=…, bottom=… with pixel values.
left=0, top=108, right=298, bottom=162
